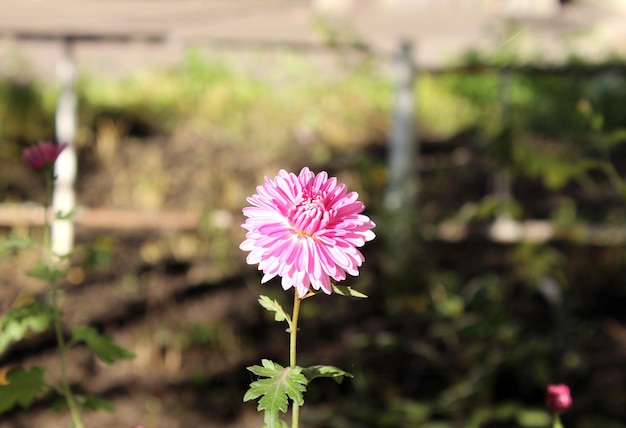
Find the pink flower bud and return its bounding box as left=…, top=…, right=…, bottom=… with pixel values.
left=22, top=141, right=67, bottom=171
left=546, top=383, right=572, bottom=413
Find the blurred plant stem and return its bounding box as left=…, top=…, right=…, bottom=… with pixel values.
left=290, top=291, right=302, bottom=428
left=44, top=174, right=84, bottom=428
left=552, top=413, right=563, bottom=428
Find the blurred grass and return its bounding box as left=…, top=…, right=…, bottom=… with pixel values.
left=1, top=48, right=480, bottom=156
left=75, top=49, right=393, bottom=145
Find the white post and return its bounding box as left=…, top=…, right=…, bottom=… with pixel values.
left=52, top=36, right=78, bottom=257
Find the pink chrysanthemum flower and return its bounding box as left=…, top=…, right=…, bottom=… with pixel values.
left=22, top=141, right=67, bottom=171
left=240, top=167, right=376, bottom=297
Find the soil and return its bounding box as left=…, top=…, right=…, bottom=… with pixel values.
left=0, top=129, right=387, bottom=428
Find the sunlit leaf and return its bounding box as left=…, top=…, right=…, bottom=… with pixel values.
left=258, top=295, right=291, bottom=324
left=71, top=326, right=135, bottom=364
left=301, top=365, right=353, bottom=384
left=0, top=301, right=52, bottom=354
left=244, top=359, right=307, bottom=428
left=332, top=285, right=368, bottom=298
left=517, top=409, right=551, bottom=427
left=0, top=367, right=46, bottom=414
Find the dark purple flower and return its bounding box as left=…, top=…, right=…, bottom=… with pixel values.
left=22, top=141, right=67, bottom=171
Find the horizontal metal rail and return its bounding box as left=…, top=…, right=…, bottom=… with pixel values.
left=0, top=30, right=168, bottom=44
left=0, top=204, right=200, bottom=231
left=3, top=28, right=626, bottom=74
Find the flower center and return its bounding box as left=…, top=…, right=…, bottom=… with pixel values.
left=288, top=192, right=332, bottom=236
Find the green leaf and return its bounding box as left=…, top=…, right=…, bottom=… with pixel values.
left=258, top=295, right=291, bottom=324
left=27, top=260, right=65, bottom=284
left=0, top=301, right=52, bottom=354
left=332, top=284, right=368, bottom=298
left=0, top=234, right=37, bottom=254
left=55, top=207, right=79, bottom=220
left=301, top=365, right=353, bottom=384
left=71, top=326, right=135, bottom=364
left=0, top=367, right=46, bottom=414
left=49, top=392, right=114, bottom=414
left=49, top=396, right=69, bottom=413
left=244, top=359, right=307, bottom=428
left=263, top=423, right=289, bottom=428
left=82, top=395, right=115, bottom=412
left=516, top=409, right=551, bottom=427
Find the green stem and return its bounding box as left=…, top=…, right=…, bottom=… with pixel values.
left=50, top=284, right=84, bottom=428
left=290, top=290, right=302, bottom=428
left=552, top=413, right=563, bottom=428
left=44, top=174, right=84, bottom=428
left=43, top=173, right=52, bottom=259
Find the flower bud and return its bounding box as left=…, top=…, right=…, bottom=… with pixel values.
left=22, top=141, right=67, bottom=171
left=546, top=383, right=572, bottom=413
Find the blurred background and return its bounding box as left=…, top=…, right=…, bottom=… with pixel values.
left=1, top=0, right=626, bottom=426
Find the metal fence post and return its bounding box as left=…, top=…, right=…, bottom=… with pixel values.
left=52, top=36, right=78, bottom=257
left=489, top=70, right=521, bottom=242
left=384, top=40, right=418, bottom=279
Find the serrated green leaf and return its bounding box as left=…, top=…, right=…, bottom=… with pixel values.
left=0, top=234, right=37, bottom=254
left=0, top=301, right=52, bottom=354
left=27, top=260, right=65, bottom=284
left=82, top=395, right=115, bottom=412
left=332, top=284, right=368, bottom=298
left=302, top=365, right=353, bottom=384
left=0, top=367, right=46, bottom=414
left=258, top=295, right=291, bottom=324
left=71, top=326, right=135, bottom=364
left=244, top=359, right=307, bottom=428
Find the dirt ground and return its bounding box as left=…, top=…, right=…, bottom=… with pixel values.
left=0, top=127, right=385, bottom=427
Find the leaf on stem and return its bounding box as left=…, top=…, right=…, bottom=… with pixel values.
left=302, top=365, right=354, bottom=384
left=258, top=296, right=292, bottom=324
left=71, top=326, right=135, bottom=364
left=263, top=423, right=289, bottom=428
left=244, top=359, right=307, bottom=428
left=0, top=301, right=52, bottom=354
left=0, top=234, right=37, bottom=254
left=332, top=284, right=368, bottom=298
left=55, top=207, right=79, bottom=221
left=0, top=367, right=46, bottom=414
left=27, top=261, right=65, bottom=284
